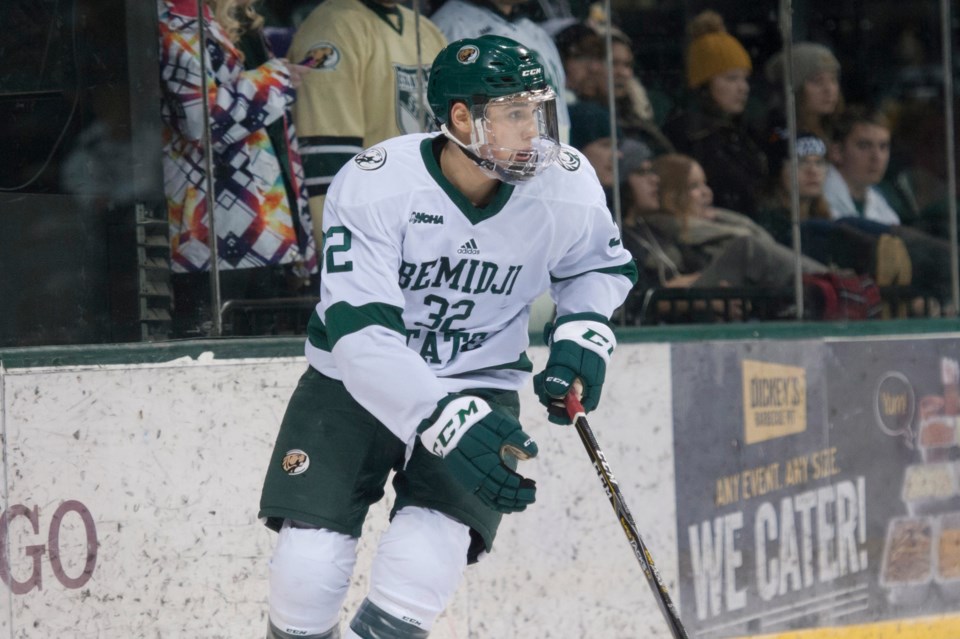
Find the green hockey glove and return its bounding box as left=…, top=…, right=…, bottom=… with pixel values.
left=418, top=395, right=538, bottom=513
left=533, top=315, right=616, bottom=425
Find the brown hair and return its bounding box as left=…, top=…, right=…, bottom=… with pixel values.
left=653, top=153, right=698, bottom=226
left=653, top=153, right=696, bottom=217
left=831, top=105, right=891, bottom=144
left=760, top=179, right=832, bottom=221
left=209, top=0, right=263, bottom=44
left=797, top=92, right=845, bottom=142
left=555, top=23, right=604, bottom=61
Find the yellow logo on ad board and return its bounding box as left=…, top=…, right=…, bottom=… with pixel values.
left=742, top=359, right=807, bottom=444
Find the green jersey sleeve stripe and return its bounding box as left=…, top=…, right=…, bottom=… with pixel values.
left=550, top=259, right=638, bottom=284
left=455, top=351, right=534, bottom=376
left=316, top=301, right=406, bottom=349
left=482, top=351, right=534, bottom=373
left=309, top=305, right=533, bottom=373
left=306, top=309, right=332, bottom=352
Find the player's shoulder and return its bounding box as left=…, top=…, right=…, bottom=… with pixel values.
left=363, top=132, right=433, bottom=161
left=507, top=145, right=606, bottom=216
left=530, top=144, right=603, bottom=200
left=329, top=134, right=435, bottom=201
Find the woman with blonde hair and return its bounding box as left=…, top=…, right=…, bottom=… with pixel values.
left=639, top=152, right=825, bottom=288
left=656, top=153, right=777, bottom=252
left=158, top=0, right=318, bottom=336
left=208, top=0, right=263, bottom=42
left=617, top=146, right=830, bottom=322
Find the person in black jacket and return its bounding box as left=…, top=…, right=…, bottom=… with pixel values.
left=662, top=10, right=767, bottom=218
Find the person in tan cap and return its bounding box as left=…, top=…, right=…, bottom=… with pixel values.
left=662, top=10, right=767, bottom=218
left=765, top=42, right=843, bottom=143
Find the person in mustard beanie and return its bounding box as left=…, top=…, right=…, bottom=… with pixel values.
left=662, top=10, right=767, bottom=218
left=685, top=10, right=752, bottom=90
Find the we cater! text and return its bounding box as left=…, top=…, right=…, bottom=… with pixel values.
left=688, top=476, right=867, bottom=621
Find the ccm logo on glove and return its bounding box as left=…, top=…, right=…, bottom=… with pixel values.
left=545, top=376, right=570, bottom=389
left=418, top=395, right=539, bottom=513
left=419, top=396, right=491, bottom=457
left=534, top=317, right=616, bottom=424
left=551, top=321, right=616, bottom=361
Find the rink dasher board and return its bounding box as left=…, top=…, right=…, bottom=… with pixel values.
left=2, top=337, right=960, bottom=638
left=0, top=347, right=680, bottom=638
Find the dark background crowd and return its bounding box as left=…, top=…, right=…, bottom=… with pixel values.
left=1, top=0, right=959, bottom=346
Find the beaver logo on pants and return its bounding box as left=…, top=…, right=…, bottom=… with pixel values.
left=281, top=449, right=310, bottom=475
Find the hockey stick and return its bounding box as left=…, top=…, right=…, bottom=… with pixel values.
left=564, top=389, right=689, bottom=639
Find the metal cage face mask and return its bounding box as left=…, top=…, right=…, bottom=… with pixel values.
left=467, top=89, right=560, bottom=184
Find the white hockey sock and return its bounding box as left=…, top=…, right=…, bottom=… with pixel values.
left=269, top=521, right=358, bottom=636
left=360, top=506, right=471, bottom=633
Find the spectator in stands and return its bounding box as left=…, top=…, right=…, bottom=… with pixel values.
left=662, top=10, right=767, bottom=218
left=825, top=106, right=953, bottom=306
left=651, top=153, right=825, bottom=279
left=430, top=0, right=570, bottom=142
left=594, top=27, right=674, bottom=157
left=568, top=100, right=651, bottom=211
left=756, top=131, right=834, bottom=242
left=553, top=22, right=605, bottom=105
left=763, top=44, right=941, bottom=238
left=619, top=148, right=826, bottom=322
left=884, top=98, right=960, bottom=239
left=158, top=0, right=318, bottom=337
left=288, top=0, right=446, bottom=247
left=755, top=129, right=912, bottom=288
left=568, top=101, right=620, bottom=194
left=764, top=42, right=843, bottom=144
left=826, top=106, right=913, bottom=224
left=619, top=142, right=700, bottom=293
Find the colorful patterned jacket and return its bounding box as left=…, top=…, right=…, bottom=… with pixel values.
left=158, top=0, right=317, bottom=274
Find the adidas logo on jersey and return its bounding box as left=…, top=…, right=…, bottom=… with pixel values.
left=457, top=239, right=480, bottom=255
left=410, top=211, right=444, bottom=225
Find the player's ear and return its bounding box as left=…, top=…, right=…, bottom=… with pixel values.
left=450, top=101, right=472, bottom=136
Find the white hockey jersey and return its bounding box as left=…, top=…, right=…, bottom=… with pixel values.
left=306, top=134, right=636, bottom=445
left=429, top=0, right=570, bottom=143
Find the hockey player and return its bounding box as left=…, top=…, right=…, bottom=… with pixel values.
left=258, top=35, right=637, bottom=639
left=287, top=0, right=447, bottom=247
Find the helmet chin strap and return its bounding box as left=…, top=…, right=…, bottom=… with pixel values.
left=439, top=124, right=500, bottom=177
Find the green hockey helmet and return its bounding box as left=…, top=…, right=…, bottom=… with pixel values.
left=428, top=35, right=560, bottom=183
left=429, top=35, right=549, bottom=124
